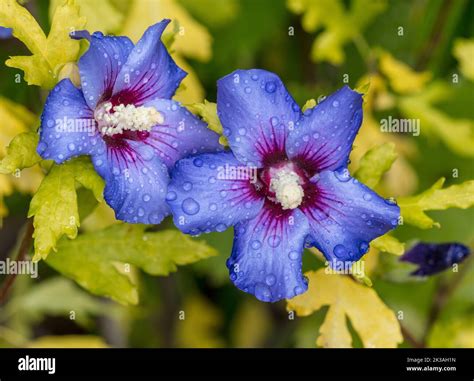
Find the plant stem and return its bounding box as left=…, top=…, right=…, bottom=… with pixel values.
left=0, top=219, right=34, bottom=305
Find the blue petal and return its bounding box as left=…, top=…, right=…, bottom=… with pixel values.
left=227, top=206, right=310, bottom=302
left=92, top=141, right=170, bottom=224
left=144, top=99, right=223, bottom=168
left=38, top=79, right=105, bottom=164
left=302, top=169, right=400, bottom=264
left=76, top=32, right=134, bottom=109
left=217, top=69, right=301, bottom=167
left=112, top=20, right=187, bottom=105
left=167, top=151, right=264, bottom=234
left=0, top=27, right=13, bottom=39
left=286, top=86, right=363, bottom=173
left=400, top=242, right=470, bottom=276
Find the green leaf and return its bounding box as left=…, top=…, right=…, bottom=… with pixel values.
left=398, top=178, right=474, bottom=229
left=28, top=157, right=104, bottom=261
left=354, top=142, right=397, bottom=188
left=0, top=0, right=86, bottom=88
left=371, top=234, right=405, bottom=256
left=187, top=100, right=228, bottom=146
left=12, top=277, right=106, bottom=327
left=0, top=132, right=41, bottom=174
left=45, top=224, right=218, bottom=305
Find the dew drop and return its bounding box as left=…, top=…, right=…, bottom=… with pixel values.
left=333, top=244, right=347, bottom=258
left=265, top=81, right=276, bottom=93
left=363, top=193, right=372, bottom=201
left=182, top=198, right=200, bottom=215
left=255, top=283, right=272, bottom=301
left=268, top=235, right=281, bottom=248
left=166, top=191, right=177, bottom=201
left=251, top=240, right=262, bottom=250
left=265, top=274, right=276, bottom=286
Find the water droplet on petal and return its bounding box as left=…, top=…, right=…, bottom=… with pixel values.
left=251, top=240, right=262, bottom=250
left=333, top=244, right=347, bottom=258
left=270, top=116, right=279, bottom=126
left=359, top=241, right=369, bottom=254
left=332, top=100, right=339, bottom=107
left=363, top=193, right=372, bottom=201
left=268, top=235, right=281, bottom=248
left=216, top=223, right=227, bottom=232
left=244, top=87, right=251, bottom=94
left=166, top=191, right=177, bottom=201
left=193, top=158, right=203, bottom=167
left=265, top=81, right=276, bottom=93
left=265, top=274, right=276, bottom=286
left=143, top=194, right=151, bottom=202
left=255, top=283, right=272, bottom=301
left=182, top=181, right=193, bottom=191
left=289, top=250, right=299, bottom=260
left=182, top=198, right=200, bottom=215
left=334, top=168, right=350, bottom=182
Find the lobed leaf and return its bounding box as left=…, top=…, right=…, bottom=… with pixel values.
left=0, top=0, right=86, bottom=88
left=287, top=269, right=402, bottom=348
left=28, top=157, right=104, bottom=261
left=45, top=224, right=218, bottom=305
left=398, top=178, right=474, bottom=229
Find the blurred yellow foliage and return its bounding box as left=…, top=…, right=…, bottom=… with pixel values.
left=379, top=52, right=431, bottom=94
left=175, top=295, right=224, bottom=348
left=288, top=0, right=387, bottom=65
left=453, top=38, right=474, bottom=81
left=28, top=335, right=108, bottom=348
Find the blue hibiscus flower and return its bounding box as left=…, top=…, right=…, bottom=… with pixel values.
left=167, top=69, right=400, bottom=302
left=37, top=20, right=222, bottom=224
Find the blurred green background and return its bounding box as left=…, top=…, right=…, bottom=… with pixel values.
left=0, top=0, right=473, bottom=348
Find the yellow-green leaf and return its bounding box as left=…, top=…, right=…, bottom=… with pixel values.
left=28, top=157, right=104, bottom=261
left=0, top=0, right=86, bottom=88
left=398, top=178, right=474, bottom=229
left=287, top=269, right=402, bottom=348
left=50, top=0, right=123, bottom=34
left=45, top=225, right=218, bottom=305
left=288, top=0, right=387, bottom=65
left=453, top=38, right=474, bottom=81
left=398, top=83, right=474, bottom=157
left=371, top=234, right=405, bottom=256
left=379, top=52, right=431, bottom=94
left=187, top=100, right=227, bottom=146
left=354, top=142, right=397, bottom=188
left=0, top=132, right=41, bottom=174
